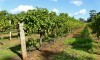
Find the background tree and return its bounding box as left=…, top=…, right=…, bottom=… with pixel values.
left=0, top=10, right=10, bottom=40
left=79, top=18, right=86, bottom=22
left=90, top=12, right=100, bottom=39
left=87, top=10, right=96, bottom=22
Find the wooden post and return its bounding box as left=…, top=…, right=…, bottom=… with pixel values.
left=40, top=33, right=43, bottom=47
left=9, top=20, right=11, bottom=41
left=19, top=22, right=28, bottom=60
left=9, top=31, right=11, bottom=41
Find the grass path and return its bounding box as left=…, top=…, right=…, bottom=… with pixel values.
left=0, top=33, right=39, bottom=60
left=27, top=27, right=84, bottom=60
left=1, top=26, right=100, bottom=60
left=0, top=27, right=84, bottom=60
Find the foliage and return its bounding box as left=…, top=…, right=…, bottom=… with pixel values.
left=89, top=11, right=100, bottom=39
left=26, top=38, right=39, bottom=48
left=89, top=41, right=100, bottom=55
left=87, top=10, right=96, bottom=22
left=0, top=10, right=10, bottom=32
left=0, top=8, right=85, bottom=49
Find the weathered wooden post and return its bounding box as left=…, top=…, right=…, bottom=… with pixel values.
left=9, top=31, right=11, bottom=41
left=19, top=22, right=28, bottom=60
left=9, top=20, right=11, bottom=41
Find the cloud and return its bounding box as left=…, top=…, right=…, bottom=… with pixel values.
left=74, top=9, right=87, bottom=16
left=70, top=9, right=87, bottom=16
left=53, top=0, right=58, bottom=2
left=10, top=5, right=34, bottom=13
left=52, top=8, right=59, bottom=13
left=51, top=0, right=58, bottom=2
left=79, top=9, right=87, bottom=15
left=69, top=14, right=73, bottom=17
left=71, top=0, right=83, bottom=6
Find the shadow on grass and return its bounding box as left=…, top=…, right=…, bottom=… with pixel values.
left=71, top=26, right=94, bottom=52
left=72, top=37, right=93, bottom=51
left=40, top=48, right=95, bottom=60
left=40, top=50, right=57, bottom=60
left=52, top=26, right=95, bottom=60
left=52, top=51, right=80, bottom=60
left=39, top=49, right=80, bottom=60
left=1, top=35, right=18, bottom=40
left=9, top=38, right=40, bottom=59
left=52, top=51, right=95, bottom=60
left=9, top=44, right=22, bottom=59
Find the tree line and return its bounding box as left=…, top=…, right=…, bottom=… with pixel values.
left=87, top=10, right=100, bottom=39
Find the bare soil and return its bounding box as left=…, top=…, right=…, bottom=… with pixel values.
left=27, top=28, right=84, bottom=60
left=1, top=27, right=100, bottom=60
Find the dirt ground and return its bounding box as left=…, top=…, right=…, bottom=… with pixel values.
left=26, top=28, right=84, bottom=60
left=0, top=28, right=83, bottom=60
left=1, top=27, right=100, bottom=60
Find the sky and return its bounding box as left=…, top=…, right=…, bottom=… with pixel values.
left=0, top=0, right=100, bottom=19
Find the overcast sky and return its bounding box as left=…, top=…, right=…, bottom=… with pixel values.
left=0, top=0, right=100, bottom=19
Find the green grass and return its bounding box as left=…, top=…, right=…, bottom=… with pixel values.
left=0, top=34, right=39, bottom=60
left=53, top=26, right=97, bottom=60
left=0, top=38, right=20, bottom=60
left=89, top=41, right=100, bottom=55
left=63, top=38, right=76, bottom=45
left=64, top=37, right=94, bottom=51
left=0, top=26, right=100, bottom=60
left=53, top=38, right=96, bottom=60
left=0, top=50, right=17, bottom=60
left=53, top=47, right=95, bottom=60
